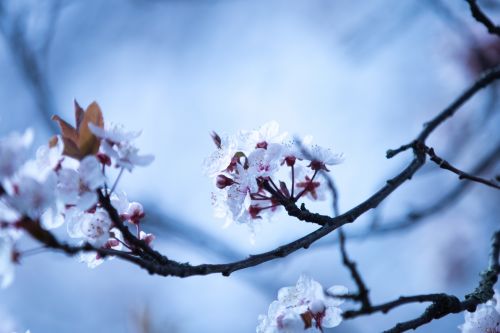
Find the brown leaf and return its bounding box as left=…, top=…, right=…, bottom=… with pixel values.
left=52, top=115, right=79, bottom=144
left=61, top=137, right=82, bottom=160
left=52, top=101, right=105, bottom=160
left=74, top=99, right=85, bottom=131
left=78, top=101, right=104, bottom=156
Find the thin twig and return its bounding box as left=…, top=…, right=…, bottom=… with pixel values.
left=338, top=229, right=371, bottom=310
left=424, top=144, right=500, bottom=190
left=466, top=0, right=500, bottom=38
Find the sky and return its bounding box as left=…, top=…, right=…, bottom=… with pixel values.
left=0, top=0, right=499, bottom=332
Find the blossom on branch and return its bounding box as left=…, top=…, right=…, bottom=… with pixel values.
left=459, top=290, right=500, bottom=333
left=257, top=275, right=347, bottom=333
left=205, top=121, right=343, bottom=229
left=57, top=156, right=105, bottom=211
left=89, top=123, right=154, bottom=171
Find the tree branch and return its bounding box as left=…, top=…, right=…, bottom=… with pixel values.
left=382, top=229, right=500, bottom=333
left=338, top=229, right=371, bottom=310
left=466, top=0, right=500, bottom=38
left=424, top=144, right=500, bottom=190
left=17, top=67, right=500, bottom=281
left=343, top=293, right=452, bottom=319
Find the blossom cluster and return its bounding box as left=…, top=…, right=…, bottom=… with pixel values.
left=0, top=101, right=154, bottom=287
left=459, top=290, right=500, bottom=333
left=257, top=275, right=347, bottom=333
left=204, top=121, right=344, bottom=228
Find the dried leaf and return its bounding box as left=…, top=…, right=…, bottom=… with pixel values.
left=78, top=101, right=104, bottom=156
left=52, top=101, right=105, bottom=160
left=61, top=137, right=82, bottom=160
left=74, top=99, right=85, bottom=131
left=52, top=115, right=79, bottom=144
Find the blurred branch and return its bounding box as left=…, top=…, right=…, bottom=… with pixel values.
left=466, top=0, right=500, bottom=37
left=422, top=0, right=500, bottom=163
left=321, top=171, right=372, bottom=311
left=144, top=207, right=244, bottom=262
left=0, top=1, right=62, bottom=133
left=338, top=229, right=371, bottom=311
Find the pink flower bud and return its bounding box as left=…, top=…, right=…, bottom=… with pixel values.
left=284, top=155, right=296, bottom=167
left=96, top=153, right=112, bottom=166
left=216, top=174, right=235, bottom=189
left=256, top=141, right=268, bottom=149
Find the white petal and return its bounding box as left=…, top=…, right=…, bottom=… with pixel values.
left=322, top=306, right=343, bottom=328
left=76, top=191, right=98, bottom=211
left=80, top=156, right=105, bottom=189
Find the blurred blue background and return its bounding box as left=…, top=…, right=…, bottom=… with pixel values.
left=0, top=0, right=499, bottom=332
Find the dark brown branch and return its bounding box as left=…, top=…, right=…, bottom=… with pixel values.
left=98, top=191, right=169, bottom=265
left=17, top=217, right=149, bottom=268
left=367, top=141, right=500, bottom=235
left=382, top=230, right=500, bottom=333
left=418, top=65, right=500, bottom=141
left=19, top=66, right=500, bottom=280
left=338, top=229, right=371, bottom=310
left=343, top=293, right=452, bottom=319
left=424, top=145, right=500, bottom=190
left=322, top=172, right=371, bottom=310
left=388, top=65, right=500, bottom=159
left=466, top=0, right=500, bottom=37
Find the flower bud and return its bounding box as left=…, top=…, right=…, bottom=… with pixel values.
left=215, top=174, right=235, bottom=189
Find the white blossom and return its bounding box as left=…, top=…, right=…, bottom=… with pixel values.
left=203, top=133, right=238, bottom=177
left=7, top=174, right=57, bottom=220
left=79, top=228, right=123, bottom=268
left=211, top=163, right=253, bottom=226
left=459, top=290, right=500, bottom=333
left=300, top=145, right=344, bottom=171
left=66, top=207, right=112, bottom=246
left=0, top=129, right=33, bottom=181
left=89, top=123, right=154, bottom=171
left=238, top=121, right=288, bottom=151
left=0, top=233, right=15, bottom=289
left=57, top=156, right=104, bottom=210
left=89, top=123, right=141, bottom=144
left=111, top=191, right=145, bottom=224
left=247, top=144, right=283, bottom=191
left=206, top=122, right=344, bottom=229
left=257, top=275, right=346, bottom=333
